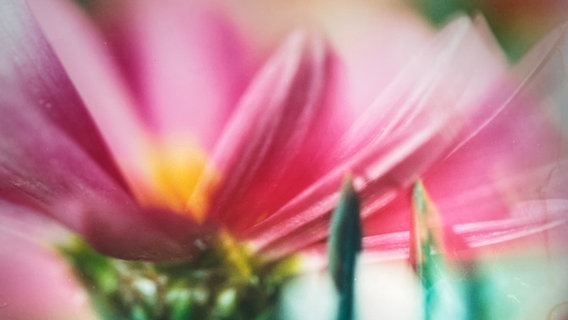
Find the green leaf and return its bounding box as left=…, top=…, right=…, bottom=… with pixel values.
left=411, top=181, right=446, bottom=289
left=327, top=176, right=362, bottom=320
left=411, top=180, right=464, bottom=320
left=60, top=234, right=299, bottom=320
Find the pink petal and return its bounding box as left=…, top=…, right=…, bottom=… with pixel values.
left=1, top=0, right=127, bottom=189
left=339, top=16, right=507, bottom=157
left=301, top=211, right=568, bottom=268
left=320, top=2, right=436, bottom=117
left=0, top=84, right=205, bottom=260
left=0, top=201, right=97, bottom=320
left=243, top=17, right=509, bottom=257
left=222, top=1, right=434, bottom=117
left=364, top=24, right=568, bottom=244
left=208, top=30, right=348, bottom=233
left=0, top=2, right=206, bottom=260
left=363, top=87, right=567, bottom=238
left=26, top=0, right=159, bottom=194
left=422, top=26, right=568, bottom=227
left=511, top=23, right=568, bottom=137
left=75, top=0, right=254, bottom=150
left=377, top=199, right=568, bottom=263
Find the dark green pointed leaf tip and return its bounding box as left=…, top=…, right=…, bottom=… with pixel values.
left=327, top=175, right=362, bottom=320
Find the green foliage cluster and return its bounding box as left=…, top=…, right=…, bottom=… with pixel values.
left=60, top=236, right=299, bottom=320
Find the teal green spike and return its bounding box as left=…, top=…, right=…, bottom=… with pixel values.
left=411, top=180, right=464, bottom=320
left=327, top=176, right=362, bottom=320
left=411, top=181, right=444, bottom=288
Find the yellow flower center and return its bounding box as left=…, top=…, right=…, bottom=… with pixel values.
left=139, top=139, right=219, bottom=222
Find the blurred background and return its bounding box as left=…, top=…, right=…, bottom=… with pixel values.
left=408, top=0, right=568, bottom=61
left=76, top=0, right=568, bottom=62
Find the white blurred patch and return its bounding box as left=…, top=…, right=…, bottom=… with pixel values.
left=279, top=259, right=422, bottom=320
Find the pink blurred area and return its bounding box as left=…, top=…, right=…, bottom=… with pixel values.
left=0, top=202, right=97, bottom=320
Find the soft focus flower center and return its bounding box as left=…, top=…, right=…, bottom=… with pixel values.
left=141, top=139, right=219, bottom=222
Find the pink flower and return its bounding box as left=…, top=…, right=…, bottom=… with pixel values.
left=1, top=0, right=567, bottom=318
